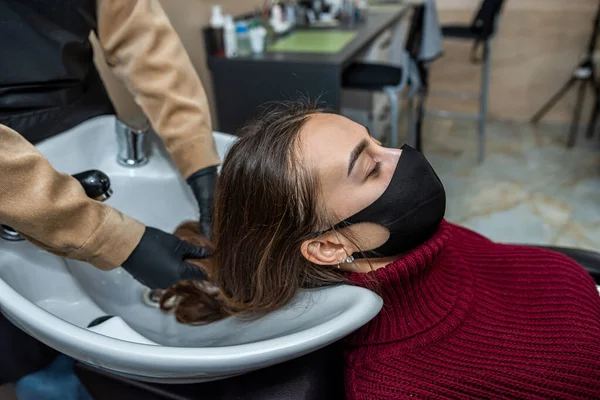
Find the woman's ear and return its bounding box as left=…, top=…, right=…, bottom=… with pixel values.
left=300, top=232, right=349, bottom=266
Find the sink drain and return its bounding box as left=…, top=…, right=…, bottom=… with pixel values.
left=142, top=288, right=163, bottom=308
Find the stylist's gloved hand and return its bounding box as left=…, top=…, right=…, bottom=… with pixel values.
left=121, top=227, right=209, bottom=289
left=187, top=166, right=218, bottom=239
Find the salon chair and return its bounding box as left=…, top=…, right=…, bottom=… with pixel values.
left=440, top=0, right=505, bottom=162
left=75, top=245, right=600, bottom=400
left=341, top=5, right=426, bottom=150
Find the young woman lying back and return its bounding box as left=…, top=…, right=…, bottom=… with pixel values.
left=162, top=100, right=600, bottom=399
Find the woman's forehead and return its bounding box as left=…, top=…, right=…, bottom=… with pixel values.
left=298, top=113, right=365, bottom=156
left=296, top=113, right=367, bottom=180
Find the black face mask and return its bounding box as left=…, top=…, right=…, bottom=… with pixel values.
left=325, top=144, right=446, bottom=259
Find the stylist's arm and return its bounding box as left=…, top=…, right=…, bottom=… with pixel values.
left=97, top=0, right=221, bottom=239
left=0, top=126, right=208, bottom=289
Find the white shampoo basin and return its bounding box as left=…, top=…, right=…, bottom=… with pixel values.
left=0, top=115, right=382, bottom=383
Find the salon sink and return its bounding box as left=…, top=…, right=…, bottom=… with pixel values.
left=0, top=115, right=383, bottom=383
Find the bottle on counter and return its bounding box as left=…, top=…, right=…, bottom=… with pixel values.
left=236, top=22, right=252, bottom=57
left=223, top=15, right=237, bottom=57
left=285, top=3, right=296, bottom=26
left=211, top=5, right=225, bottom=27
left=357, top=0, right=368, bottom=22
left=209, top=5, right=225, bottom=57
left=249, top=23, right=267, bottom=54
left=270, top=4, right=291, bottom=33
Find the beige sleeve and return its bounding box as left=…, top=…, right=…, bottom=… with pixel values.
left=96, top=0, right=221, bottom=179
left=0, top=124, right=145, bottom=270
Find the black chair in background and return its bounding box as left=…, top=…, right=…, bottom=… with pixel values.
left=341, top=5, right=427, bottom=149
left=440, top=0, right=505, bottom=162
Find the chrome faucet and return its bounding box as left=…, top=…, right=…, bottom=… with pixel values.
left=115, top=116, right=150, bottom=167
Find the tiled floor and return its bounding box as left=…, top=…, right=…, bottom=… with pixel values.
left=415, top=116, right=600, bottom=250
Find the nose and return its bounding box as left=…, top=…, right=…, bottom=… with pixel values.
left=383, top=146, right=402, bottom=164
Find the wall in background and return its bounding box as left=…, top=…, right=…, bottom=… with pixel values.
left=92, top=0, right=264, bottom=128
left=429, top=0, right=598, bottom=122
left=95, top=0, right=599, bottom=126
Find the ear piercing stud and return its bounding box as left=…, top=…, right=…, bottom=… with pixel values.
left=337, top=255, right=355, bottom=268
left=341, top=255, right=354, bottom=264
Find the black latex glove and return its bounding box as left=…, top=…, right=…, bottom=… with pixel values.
left=121, top=227, right=209, bottom=289
left=187, top=166, right=218, bottom=240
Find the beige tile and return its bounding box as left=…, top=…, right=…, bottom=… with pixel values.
left=424, top=115, right=599, bottom=249
left=529, top=193, right=572, bottom=228
left=552, top=222, right=599, bottom=251
left=462, top=180, right=528, bottom=219
left=459, top=203, right=561, bottom=245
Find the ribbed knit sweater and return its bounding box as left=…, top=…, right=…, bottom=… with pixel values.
left=344, top=221, right=600, bottom=399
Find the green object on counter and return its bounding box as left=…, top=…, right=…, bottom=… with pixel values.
left=268, top=31, right=357, bottom=54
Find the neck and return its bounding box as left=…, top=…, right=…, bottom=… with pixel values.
left=343, top=225, right=439, bottom=273
left=345, top=221, right=474, bottom=348
left=346, top=255, right=401, bottom=273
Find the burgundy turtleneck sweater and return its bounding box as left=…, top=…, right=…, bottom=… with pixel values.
left=344, top=221, right=600, bottom=399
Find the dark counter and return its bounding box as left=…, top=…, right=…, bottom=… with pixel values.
left=207, top=7, right=411, bottom=134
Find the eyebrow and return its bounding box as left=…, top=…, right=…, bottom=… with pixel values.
left=348, top=138, right=369, bottom=177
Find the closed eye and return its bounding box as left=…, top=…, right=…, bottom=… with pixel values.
left=367, top=161, right=381, bottom=179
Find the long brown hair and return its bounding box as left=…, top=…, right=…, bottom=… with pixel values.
left=161, top=100, right=347, bottom=325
